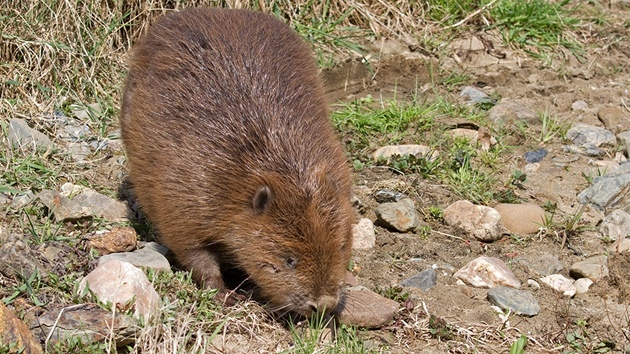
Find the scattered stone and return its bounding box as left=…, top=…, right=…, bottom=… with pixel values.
left=460, top=86, right=494, bottom=105
left=0, top=233, right=48, bottom=280
left=443, top=200, right=503, bottom=242
left=574, top=278, right=593, bottom=294
left=448, top=128, right=497, bottom=149
left=540, top=274, right=576, bottom=297
left=566, top=123, right=616, bottom=148
left=372, top=144, right=438, bottom=161
left=571, top=100, right=588, bottom=111
left=598, top=106, right=629, bottom=133
left=37, top=190, right=91, bottom=222
left=141, top=241, right=170, bottom=256
left=487, top=287, right=540, bottom=317
left=374, top=189, right=405, bottom=203
left=563, top=143, right=606, bottom=157
left=400, top=268, right=437, bottom=291
left=88, top=226, right=138, bottom=255
left=8, top=191, right=35, bottom=210
left=454, top=256, right=521, bottom=289
left=374, top=198, right=418, bottom=233
left=8, top=118, right=54, bottom=151
left=569, top=255, right=609, bottom=282
left=336, top=286, right=399, bottom=328
left=577, top=163, right=630, bottom=211
left=0, top=301, right=43, bottom=354
left=72, top=102, right=102, bottom=120
left=79, top=259, right=160, bottom=319
left=72, top=189, right=128, bottom=222
left=515, top=254, right=563, bottom=277
left=36, top=303, right=138, bottom=347
left=40, top=245, right=63, bottom=263
left=524, top=148, right=548, bottom=163
left=598, top=209, right=630, bottom=241
left=609, top=238, right=630, bottom=253
left=551, top=155, right=579, bottom=167
left=487, top=100, right=538, bottom=128
left=352, top=218, right=376, bottom=250
left=493, top=203, right=545, bottom=234
left=524, top=163, right=540, bottom=173
left=67, top=141, right=92, bottom=162
left=527, top=279, right=540, bottom=290
left=98, top=246, right=171, bottom=273
left=617, top=130, right=630, bottom=157
left=59, top=182, right=87, bottom=197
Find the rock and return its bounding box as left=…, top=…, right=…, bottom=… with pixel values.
left=400, top=268, right=437, bottom=291
left=8, top=191, right=35, bottom=210
left=443, top=200, right=503, bottom=242
left=610, top=238, right=630, bottom=253
left=98, top=247, right=171, bottom=273
left=8, top=118, right=54, bottom=151
left=88, top=227, right=137, bottom=255
left=0, top=301, right=43, bottom=354
left=566, top=123, right=616, bottom=148
left=141, top=241, right=170, bottom=256
left=72, top=102, right=102, bottom=120
left=59, top=182, right=87, bottom=197
left=617, top=130, right=630, bottom=157
left=598, top=106, right=629, bottom=133
left=571, top=100, right=588, bottom=111
left=459, top=86, right=494, bottom=105
left=454, top=256, right=521, bottom=289
left=563, top=143, right=606, bottom=157
left=336, top=286, right=399, bottom=328
left=574, top=278, right=593, bottom=294
left=527, top=279, right=540, bottom=290
left=524, top=148, right=547, bottom=163
left=374, top=189, right=405, bottom=203
left=540, top=274, right=576, bottom=297
left=78, top=259, right=160, bottom=319
left=598, top=209, right=630, bottom=241
left=487, top=287, right=540, bottom=317
left=37, top=190, right=90, bottom=222
left=448, top=128, right=497, bottom=148
left=374, top=198, right=418, bottom=233
left=352, top=218, right=375, bottom=250
left=67, top=141, right=92, bottom=162
left=72, top=189, right=128, bottom=222
left=36, top=303, right=138, bottom=347
left=449, top=37, right=485, bottom=51
left=570, top=255, right=609, bottom=282
left=524, top=163, right=540, bottom=173
left=551, top=155, right=579, bottom=167
left=493, top=203, right=545, bottom=234
left=487, top=100, right=538, bottom=128
left=372, top=144, right=438, bottom=161
left=577, top=163, right=630, bottom=211
left=0, top=233, right=48, bottom=280
left=40, top=245, right=63, bottom=263
left=514, top=254, right=563, bottom=277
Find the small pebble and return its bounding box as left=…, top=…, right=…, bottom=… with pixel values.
left=352, top=218, right=375, bottom=250
left=524, top=148, right=548, bottom=163
left=443, top=200, right=503, bottom=242
left=400, top=268, right=437, bottom=291
left=540, top=274, right=576, bottom=297
left=570, top=255, right=609, bottom=282
left=574, top=278, right=593, bottom=294
left=374, top=198, right=418, bottom=233
left=487, top=287, right=540, bottom=317
left=454, top=256, right=521, bottom=289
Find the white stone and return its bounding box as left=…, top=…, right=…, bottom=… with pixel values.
left=352, top=218, right=376, bottom=250
left=443, top=200, right=503, bottom=242
left=454, top=256, right=521, bottom=289
left=540, top=274, right=576, bottom=297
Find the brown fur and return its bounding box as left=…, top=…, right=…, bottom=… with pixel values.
left=120, top=7, right=353, bottom=316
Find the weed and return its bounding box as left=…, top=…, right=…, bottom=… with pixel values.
left=376, top=285, right=409, bottom=302
left=509, top=335, right=528, bottom=354
left=3, top=269, right=45, bottom=306
left=428, top=206, right=444, bottom=220
left=428, top=315, right=454, bottom=340
left=539, top=110, right=568, bottom=143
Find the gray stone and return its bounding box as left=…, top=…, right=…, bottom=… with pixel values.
left=37, top=190, right=91, bottom=222
left=98, top=247, right=171, bottom=273
left=487, top=287, right=540, bottom=317
left=599, top=209, right=630, bottom=241
left=352, top=218, right=375, bottom=250
left=617, top=130, right=630, bottom=158
left=79, top=259, right=159, bottom=319
left=67, top=141, right=91, bottom=162
left=574, top=278, right=593, bottom=294
left=336, top=286, right=399, bottom=328
left=72, top=189, right=128, bottom=222
left=37, top=304, right=138, bottom=347
left=609, top=238, right=630, bottom=253
left=577, top=163, right=630, bottom=211
left=567, top=123, right=616, bottom=148
left=372, top=144, right=438, bottom=162
left=0, top=233, right=48, bottom=280
left=400, top=268, right=437, bottom=290
left=571, top=100, right=588, bottom=111
left=524, top=148, right=547, bottom=163
left=563, top=143, right=606, bottom=157
left=540, top=274, right=576, bottom=297
left=8, top=118, right=54, bottom=151
left=454, top=256, right=521, bottom=289
left=570, top=255, right=609, bottom=282
left=142, top=242, right=170, bottom=256
left=443, top=200, right=503, bottom=242
left=8, top=191, right=35, bottom=210
left=460, top=86, right=494, bottom=105
left=374, top=189, right=405, bottom=203
left=374, top=198, right=418, bottom=233
left=487, top=100, right=538, bottom=127
left=515, top=254, right=563, bottom=277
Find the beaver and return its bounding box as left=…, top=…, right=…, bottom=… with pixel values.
left=120, top=7, right=354, bottom=316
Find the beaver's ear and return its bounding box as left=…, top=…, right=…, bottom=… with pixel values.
left=252, top=186, right=272, bottom=214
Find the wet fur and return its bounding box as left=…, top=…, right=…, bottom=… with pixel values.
left=120, top=8, right=353, bottom=315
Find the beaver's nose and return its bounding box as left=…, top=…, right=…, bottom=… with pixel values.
left=308, top=294, right=339, bottom=314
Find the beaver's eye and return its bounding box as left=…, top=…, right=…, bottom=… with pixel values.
left=286, top=257, right=297, bottom=269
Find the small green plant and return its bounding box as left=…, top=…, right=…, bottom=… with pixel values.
left=376, top=286, right=409, bottom=302
left=3, top=269, right=45, bottom=306
left=428, top=315, right=454, bottom=341
left=509, top=335, right=528, bottom=354
left=539, top=110, right=567, bottom=143
left=428, top=206, right=443, bottom=220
